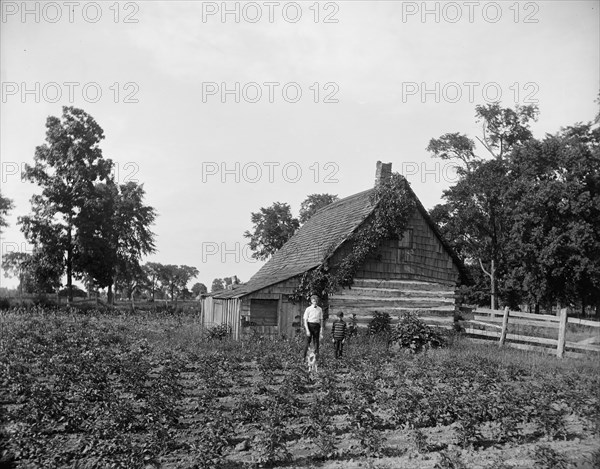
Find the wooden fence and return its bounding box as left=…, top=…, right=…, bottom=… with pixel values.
left=458, top=307, right=600, bottom=358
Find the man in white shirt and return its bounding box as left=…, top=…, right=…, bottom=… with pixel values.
left=303, top=294, right=324, bottom=359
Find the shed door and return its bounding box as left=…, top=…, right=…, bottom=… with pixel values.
left=250, top=299, right=279, bottom=326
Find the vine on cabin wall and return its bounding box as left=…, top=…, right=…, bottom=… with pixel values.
left=289, top=173, right=415, bottom=304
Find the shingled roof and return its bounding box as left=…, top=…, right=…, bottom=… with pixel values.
left=213, top=188, right=377, bottom=299
left=213, top=165, right=468, bottom=300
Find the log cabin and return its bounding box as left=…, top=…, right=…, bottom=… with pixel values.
left=201, top=161, right=466, bottom=339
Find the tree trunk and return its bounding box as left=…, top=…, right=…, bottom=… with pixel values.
left=130, top=284, right=136, bottom=311
left=490, top=259, right=496, bottom=310
left=107, top=284, right=114, bottom=306
left=67, top=221, right=73, bottom=303
left=478, top=258, right=497, bottom=310
left=18, top=271, right=23, bottom=302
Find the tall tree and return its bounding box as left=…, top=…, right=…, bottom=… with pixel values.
left=299, top=194, right=339, bottom=224
left=244, top=202, right=299, bottom=260
left=427, top=103, right=538, bottom=308
left=19, top=107, right=113, bottom=302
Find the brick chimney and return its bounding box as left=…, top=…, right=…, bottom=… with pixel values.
left=375, top=161, right=392, bottom=187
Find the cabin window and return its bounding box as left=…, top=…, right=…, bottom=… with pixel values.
left=398, top=228, right=413, bottom=249
left=250, top=299, right=279, bottom=326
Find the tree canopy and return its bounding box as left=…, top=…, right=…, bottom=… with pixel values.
left=429, top=101, right=600, bottom=313
left=243, top=202, right=299, bottom=260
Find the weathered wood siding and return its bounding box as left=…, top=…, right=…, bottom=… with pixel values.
left=201, top=296, right=242, bottom=339
left=354, top=209, right=459, bottom=284
left=239, top=277, right=306, bottom=339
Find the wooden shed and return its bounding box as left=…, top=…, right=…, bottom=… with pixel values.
left=201, top=162, right=465, bottom=339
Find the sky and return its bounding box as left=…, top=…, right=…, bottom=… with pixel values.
left=1, top=0, right=599, bottom=290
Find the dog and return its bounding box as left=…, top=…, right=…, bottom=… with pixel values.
left=306, top=350, right=318, bottom=374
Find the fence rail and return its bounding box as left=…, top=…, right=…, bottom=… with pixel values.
left=459, top=307, right=600, bottom=358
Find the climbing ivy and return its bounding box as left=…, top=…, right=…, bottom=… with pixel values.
left=289, top=173, right=415, bottom=304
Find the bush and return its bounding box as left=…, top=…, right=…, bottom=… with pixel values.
left=368, top=311, right=392, bottom=336
left=207, top=323, right=232, bottom=341
left=0, top=297, right=10, bottom=310
left=390, top=311, right=446, bottom=353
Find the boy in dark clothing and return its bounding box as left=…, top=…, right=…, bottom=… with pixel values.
left=331, top=311, right=347, bottom=359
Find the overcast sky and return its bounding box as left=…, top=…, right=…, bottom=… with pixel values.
left=1, top=0, right=598, bottom=290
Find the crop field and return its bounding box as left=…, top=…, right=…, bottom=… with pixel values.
left=1, top=307, right=599, bottom=469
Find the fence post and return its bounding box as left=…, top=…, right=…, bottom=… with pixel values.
left=499, top=306, right=510, bottom=346
left=557, top=308, right=568, bottom=358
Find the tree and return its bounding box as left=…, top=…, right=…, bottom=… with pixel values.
left=143, top=262, right=164, bottom=300
left=211, top=278, right=225, bottom=292
left=191, top=282, right=208, bottom=297
left=430, top=159, right=511, bottom=309
left=115, top=263, right=149, bottom=307
left=18, top=214, right=65, bottom=295
left=19, top=107, right=113, bottom=302
left=299, top=194, right=339, bottom=224
left=1, top=252, right=31, bottom=298
left=474, top=103, right=539, bottom=158
left=426, top=133, right=477, bottom=173
left=24, top=247, right=63, bottom=295
left=0, top=191, right=14, bottom=234
left=78, top=181, right=156, bottom=304
left=427, top=103, right=538, bottom=309
left=427, top=103, right=538, bottom=172
left=503, top=123, right=600, bottom=313
left=243, top=202, right=299, bottom=260
left=159, top=264, right=199, bottom=302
